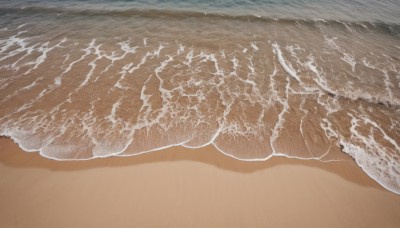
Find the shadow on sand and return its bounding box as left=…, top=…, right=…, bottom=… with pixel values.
left=0, top=136, right=383, bottom=190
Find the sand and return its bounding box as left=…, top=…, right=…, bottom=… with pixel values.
left=0, top=137, right=399, bottom=228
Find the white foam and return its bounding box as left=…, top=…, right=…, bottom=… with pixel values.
left=177, top=42, right=185, bottom=55
left=115, top=49, right=152, bottom=89
left=237, top=45, right=248, bottom=54
left=341, top=114, right=400, bottom=194
left=269, top=59, right=290, bottom=155
left=0, top=31, right=29, bottom=54
left=313, top=18, right=327, bottom=23
left=105, top=99, right=122, bottom=126
left=54, top=40, right=93, bottom=86
left=298, top=98, right=312, bottom=156
left=340, top=138, right=400, bottom=194
left=341, top=53, right=356, bottom=72
left=99, top=39, right=139, bottom=75
left=357, top=22, right=368, bottom=29
left=246, top=56, right=255, bottom=75
left=360, top=115, right=400, bottom=151
left=155, top=55, right=174, bottom=77
left=78, top=40, right=103, bottom=88
left=199, top=52, right=224, bottom=76
left=1, top=77, right=42, bottom=103
left=324, top=36, right=339, bottom=50
left=272, top=42, right=301, bottom=82
left=362, top=58, right=396, bottom=105
left=250, top=42, right=259, bottom=51
left=336, top=20, right=354, bottom=33
left=320, top=118, right=339, bottom=139
left=23, top=39, right=67, bottom=75
left=229, top=56, right=239, bottom=77
left=183, top=49, right=194, bottom=67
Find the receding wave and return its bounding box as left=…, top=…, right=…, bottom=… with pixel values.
left=0, top=5, right=399, bottom=195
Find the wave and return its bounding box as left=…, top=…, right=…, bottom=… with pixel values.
left=0, top=4, right=399, bottom=195
left=1, top=5, right=399, bottom=35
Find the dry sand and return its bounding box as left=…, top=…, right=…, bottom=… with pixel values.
left=0, top=136, right=399, bottom=228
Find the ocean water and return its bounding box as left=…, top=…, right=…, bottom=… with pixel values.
left=0, top=0, right=399, bottom=193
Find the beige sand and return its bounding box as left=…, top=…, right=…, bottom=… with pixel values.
left=0, top=137, right=399, bottom=228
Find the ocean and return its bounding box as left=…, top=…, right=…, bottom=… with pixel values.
left=0, top=0, right=399, bottom=194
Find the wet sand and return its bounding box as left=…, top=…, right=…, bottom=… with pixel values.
left=0, top=137, right=399, bottom=228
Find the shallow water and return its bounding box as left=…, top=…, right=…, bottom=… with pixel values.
left=0, top=0, right=399, bottom=194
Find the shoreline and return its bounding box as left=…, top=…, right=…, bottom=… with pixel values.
left=1, top=137, right=399, bottom=227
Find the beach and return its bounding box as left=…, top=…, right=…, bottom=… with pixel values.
left=1, top=136, right=399, bottom=228
left=1, top=1, right=400, bottom=227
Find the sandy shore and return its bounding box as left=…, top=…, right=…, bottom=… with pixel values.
left=0, top=137, right=399, bottom=228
